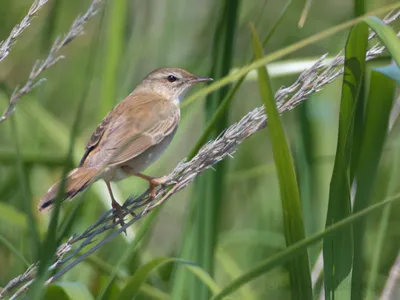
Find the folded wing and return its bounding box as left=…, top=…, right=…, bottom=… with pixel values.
left=80, top=92, right=180, bottom=169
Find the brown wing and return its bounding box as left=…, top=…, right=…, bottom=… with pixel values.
left=79, top=111, right=112, bottom=166
left=81, top=92, right=180, bottom=169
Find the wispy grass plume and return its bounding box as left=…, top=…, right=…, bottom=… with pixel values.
left=0, top=0, right=49, bottom=63
left=0, top=0, right=103, bottom=124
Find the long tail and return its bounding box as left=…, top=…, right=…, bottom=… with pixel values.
left=38, top=167, right=99, bottom=212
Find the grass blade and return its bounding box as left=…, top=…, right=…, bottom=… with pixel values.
left=323, top=22, right=369, bottom=299
left=354, top=0, right=366, bottom=16
left=98, top=0, right=127, bottom=118
left=97, top=208, right=159, bottom=300
left=179, top=2, right=240, bottom=300
left=351, top=68, right=396, bottom=300
left=250, top=24, right=312, bottom=299
left=188, top=0, right=292, bottom=159
left=26, top=14, right=102, bottom=297
left=366, top=134, right=400, bottom=300
left=298, top=0, right=313, bottom=28
left=365, top=16, right=400, bottom=67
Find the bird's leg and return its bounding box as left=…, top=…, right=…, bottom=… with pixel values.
left=120, top=166, right=168, bottom=199
left=132, top=173, right=168, bottom=199
left=105, top=181, right=135, bottom=220
left=105, top=181, right=128, bottom=234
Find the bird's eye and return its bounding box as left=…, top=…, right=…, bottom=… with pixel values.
left=167, top=75, right=177, bottom=82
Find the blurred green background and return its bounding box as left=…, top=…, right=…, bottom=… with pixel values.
left=0, top=0, right=399, bottom=299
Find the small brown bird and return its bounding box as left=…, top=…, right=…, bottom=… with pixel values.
left=39, top=68, right=212, bottom=225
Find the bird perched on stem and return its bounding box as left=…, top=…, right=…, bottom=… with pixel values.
left=39, top=67, right=212, bottom=227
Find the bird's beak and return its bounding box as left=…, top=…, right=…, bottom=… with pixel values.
left=190, top=76, right=213, bottom=83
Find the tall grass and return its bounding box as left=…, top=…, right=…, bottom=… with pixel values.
left=0, top=1, right=399, bottom=299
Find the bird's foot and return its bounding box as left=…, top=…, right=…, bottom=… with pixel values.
left=149, top=176, right=170, bottom=199
left=111, top=200, right=135, bottom=235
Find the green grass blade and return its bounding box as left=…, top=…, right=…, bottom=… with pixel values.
left=365, top=16, right=400, bottom=68
left=27, top=102, right=78, bottom=300
left=354, top=0, right=366, bottom=16
left=26, top=17, right=102, bottom=297
left=210, top=192, right=400, bottom=300
left=298, top=0, right=313, bottom=28
left=98, top=0, right=127, bottom=119
left=350, top=0, right=367, bottom=180
left=117, top=257, right=220, bottom=300
left=97, top=208, right=159, bottom=300
left=323, top=22, right=369, bottom=299
left=188, top=0, right=292, bottom=159
left=83, top=254, right=169, bottom=300
left=366, top=136, right=400, bottom=300
left=262, top=0, right=293, bottom=47
left=171, top=216, right=196, bottom=300
left=183, top=1, right=240, bottom=300
left=188, top=77, right=243, bottom=159
left=351, top=68, right=396, bottom=300
left=250, top=23, right=312, bottom=299
left=216, top=249, right=257, bottom=300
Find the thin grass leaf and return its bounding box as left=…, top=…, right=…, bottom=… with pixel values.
left=354, top=0, right=366, bottom=16
left=366, top=137, right=400, bottom=300
left=351, top=68, right=396, bottom=300
left=216, top=249, right=257, bottom=300
left=26, top=18, right=100, bottom=297
left=323, top=22, right=369, bottom=299
left=188, top=0, right=292, bottom=159
left=26, top=103, right=77, bottom=300
left=188, top=78, right=243, bottom=159
left=210, top=192, right=400, bottom=300
left=56, top=198, right=85, bottom=244
left=250, top=23, right=312, bottom=299
left=97, top=208, right=159, bottom=300
left=82, top=254, right=169, bottom=300
left=350, top=0, right=367, bottom=183
left=365, top=16, right=400, bottom=67
left=262, top=0, right=293, bottom=47
left=117, top=257, right=220, bottom=300
left=298, top=0, right=313, bottom=28
left=98, top=0, right=127, bottom=119
left=171, top=216, right=196, bottom=300
left=184, top=2, right=240, bottom=300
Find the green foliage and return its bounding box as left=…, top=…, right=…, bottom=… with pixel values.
left=251, top=23, right=312, bottom=299
left=351, top=67, right=396, bottom=300
left=323, top=22, right=369, bottom=299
